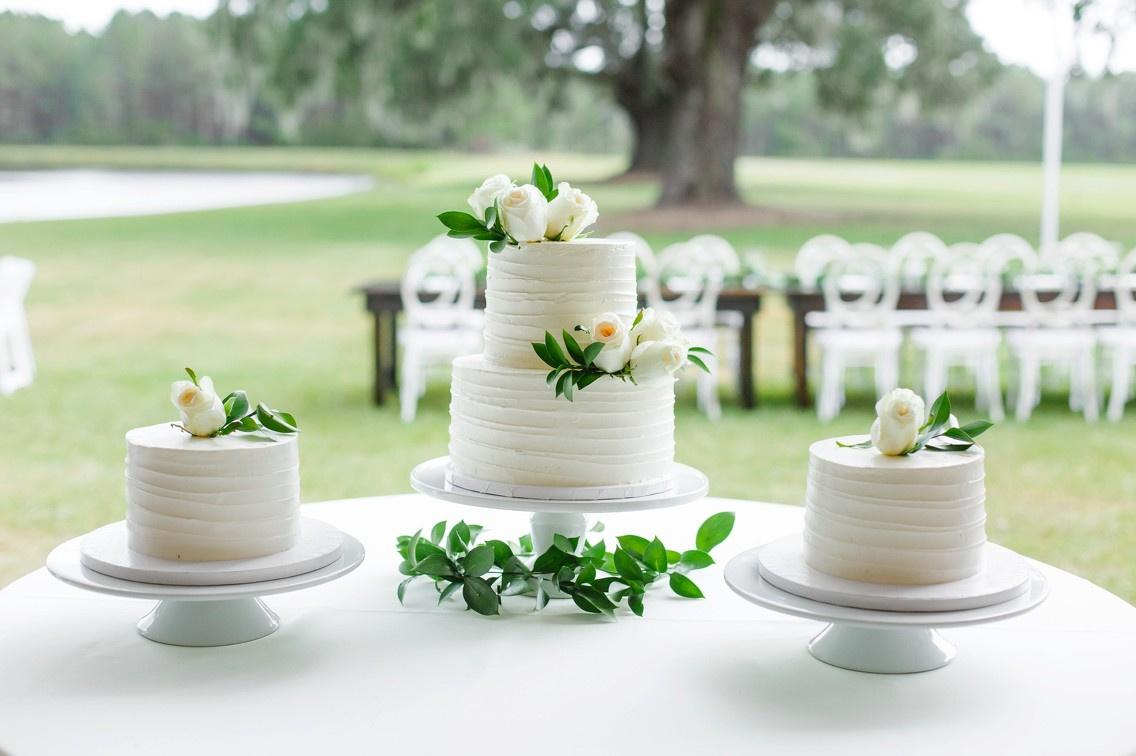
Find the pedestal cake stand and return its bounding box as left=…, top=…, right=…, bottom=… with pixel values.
left=46, top=517, right=365, bottom=647
left=724, top=535, right=1049, bottom=674
left=410, top=456, right=708, bottom=556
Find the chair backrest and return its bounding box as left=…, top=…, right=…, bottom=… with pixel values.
left=1052, top=232, right=1121, bottom=272
left=1018, top=252, right=1099, bottom=326
left=655, top=241, right=723, bottom=329
left=795, top=235, right=852, bottom=290
left=979, top=234, right=1037, bottom=284
left=890, top=232, right=948, bottom=289
left=610, top=231, right=662, bottom=309
left=822, top=243, right=899, bottom=327
left=686, top=234, right=741, bottom=276
left=400, top=236, right=481, bottom=329
left=926, top=242, right=1002, bottom=326
left=1115, top=247, right=1136, bottom=325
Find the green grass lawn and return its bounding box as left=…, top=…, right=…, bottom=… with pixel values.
left=0, top=146, right=1133, bottom=602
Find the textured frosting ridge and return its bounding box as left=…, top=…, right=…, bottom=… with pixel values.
left=483, top=239, right=637, bottom=369
left=449, top=355, right=674, bottom=488
left=125, top=423, right=300, bottom=561
left=803, top=438, right=987, bottom=585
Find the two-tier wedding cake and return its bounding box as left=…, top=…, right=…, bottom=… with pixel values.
left=124, top=370, right=301, bottom=561
left=802, top=389, right=993, bottom=585
left=438, top=166, right=709, bottom=497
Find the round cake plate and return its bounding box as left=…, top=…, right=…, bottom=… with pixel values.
left=47, top=522, right=365, bottom=647
left=79, top=518, right=345, bottom=587
left=724, top=546, right=1048, bottom=674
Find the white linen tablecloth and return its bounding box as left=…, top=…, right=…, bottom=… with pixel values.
left=0, top=495, right=1133, bottom=756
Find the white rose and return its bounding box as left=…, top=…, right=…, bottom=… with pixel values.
left=545, top=182, right=598, bottom=241
left=499, top=184, right=549, bottom=243
left=170, top=376, right=226, bottom=437
left=588, top=313, right=630, bottom=372
left=630, top=307, right=681, bottom=345
left=629, top=338, right=687, bottom=384
left=869, top=388, right=925, bottom=456
left=466, top=173, right=513, bottom=223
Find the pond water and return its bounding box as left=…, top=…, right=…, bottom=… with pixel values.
left=0, top=170, right=373, bottom=223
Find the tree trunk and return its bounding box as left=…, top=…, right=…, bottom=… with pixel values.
left=657, top=0, right=772, bottom=206
left=612, top=22, right=670, bottom=176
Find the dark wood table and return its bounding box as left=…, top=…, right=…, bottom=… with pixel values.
left=359, top=282, right=764, bottom=409
left=783, top=286, right=1119, bottom=408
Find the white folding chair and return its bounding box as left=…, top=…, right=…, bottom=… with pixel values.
left=1006, top=253, right=1100, bottom=421
left=655, top=241, right=724, bottom=420
left=811, top=243, right=902, bottom=422
left=909, top=243, right=1005, bottom=421
left=794, top=235, right=853, bottom=291
left=398, top=236, right=483, bottom=422
left=890, top=232, right=948, bottom=290
left=1100, top=247, right=1136, bottom=421
left=0, top=256, right=36, bottom=396
left=1051, top=232, right=1121, bottom=272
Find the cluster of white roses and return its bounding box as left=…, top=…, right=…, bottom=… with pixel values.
left=468, top=173, right=598, bottom=243
left=586, top=307, right=689, bottom=384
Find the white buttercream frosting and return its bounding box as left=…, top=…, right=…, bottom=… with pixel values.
left=482, top=239, right=638, bottom=369
left=803, top=438, right=987, bottom=585
left=125, top=423, right=300, bottom=561
left=449, top=354, right=674, bottom=488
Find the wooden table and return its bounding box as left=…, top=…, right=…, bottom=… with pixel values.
left=359, top=282, right=764, bottom=408
left=784, top=287, right=1119, bottom=408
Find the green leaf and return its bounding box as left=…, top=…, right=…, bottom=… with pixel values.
left=396, top=576, right=416, bottom=605
left=688, top=346, right=712, bottom=355
left=569, top=584, right=615, bottom=617
left=463, top=544, right=495, bottom=577
left=484, top=206, right=497, bottom=228
left=836, top=439, right=874, bottom=449
left=438, top=580, right=462, bottom=605
left=277, top=410, right=298, bottom=429
left=412, top=554, right=454, bottom=578
left=590, top=521, right=605, bottom=533
left=256, top=403, right=298, bottom=433
left=555, top=371, right=572, bottom=399
left=613, top=548, right=645, bottom=582
left=575, top=371, right=602, bottom=391
left=221, top=390, right=250, bottom=424
left=563, top=374, right=574, bottom=401
left=959, top=419, right=994, bottom=438
left=448, top=520, right=471, bottom=555
left=688, top=354, right=710, bottom=374
left=929, top=392, right=952, bottom=428
left=696, top=512, right=736, bottom=553
left=942, top=427, right=976, bottom=443
left=429, top=520, right=446, bottom=546
left=518, top=534, right=534, bottom=555
left=544, top=331, right=568, bottom=365
left=532, top=546, right=569, bottom=575
left=577, top=563, right=597, bottom=584
left=582, top=341, right=605, bottom=368
left=666, top=549, right=681, bottom=565
left=552, top=533, right=578, bottom=553
left=669, top=572, right=705, bottom=599
left=643, top=537, right=668, bottom=573
left=406, top=529, right=423, bottom=568
left=680, top=549, right=715, bottom=570
left=617, top=535, right=649, bottom=560
left=184, top=367, right=198, bottom=386
left=925, top=442, right=974, bottom=452
left=462, top=577, right=500, bottom=616
left=562, top=330, right=586, bottom=364
left=632, top=309, right=644, bottom=328
left=437, top=210, right=486, bottom=232
left=546, top=368, right=560, bottom=386
left=532, top=341, right=560, bottom=370
left=489, top=239, right=506, bottom=254
left=628, top=592, right=645, bottom=617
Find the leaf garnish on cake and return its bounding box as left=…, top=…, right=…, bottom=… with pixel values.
left=171, top=367, right=298, bottom=439
left=437, top=163, right=598, bottom=252
left=837, top=389, right=993, bottom=456
left=531, top=308, right=712, bottom=400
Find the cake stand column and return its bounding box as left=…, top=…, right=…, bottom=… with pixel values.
left=807, top=623, right=956, bottom=674
left=529, top=512, right=588, bottom=554
left=137, top=598, right=280, bottom=647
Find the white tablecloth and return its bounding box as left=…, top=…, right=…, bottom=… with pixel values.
left=1, top=496, right=1133, bottom=756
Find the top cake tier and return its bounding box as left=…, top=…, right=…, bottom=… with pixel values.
left=483, top=239, right=637, bottom=369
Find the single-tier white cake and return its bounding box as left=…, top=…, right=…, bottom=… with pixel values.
left=125, top=423, right=301, bottom=561
left=448, top=239, right=676, bottom=493
left=803, top=437, right=987, bottom=585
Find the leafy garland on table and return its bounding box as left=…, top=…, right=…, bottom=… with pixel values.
left=838, top=391, right=993, bottom=454
left=396, top=512, right=736, bottom=617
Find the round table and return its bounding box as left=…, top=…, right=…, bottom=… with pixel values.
left=0, top=495, right=1133, bottom=756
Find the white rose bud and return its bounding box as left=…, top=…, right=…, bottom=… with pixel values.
left=869, top=388, right=926, bottom=456
left=499, top=184, right=549, bottom=243
left=630, top=307, right=681, bottom=345
left=466, top=173, right=513, bottom=223
left=170, top=376, right=227, bottom=437
left=545, top=182, right=598, bottom=241
left=629, top=338, right=687, bottom=385
left=588, top=313, right=630, bottom=373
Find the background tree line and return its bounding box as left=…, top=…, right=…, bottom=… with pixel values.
left=1, top=4, right=1134, bottom=165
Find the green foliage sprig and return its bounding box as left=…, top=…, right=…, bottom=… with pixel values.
left=533, top=329, right=626, bottom=401
left=395, top=512, right=736, bottom=617
left=178, top=367, right=298, bottom=437
left=839, top=391, right=993, bottom=454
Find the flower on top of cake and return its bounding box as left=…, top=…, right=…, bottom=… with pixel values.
left=530, top=307, right=712, bottom=401
left=170, top=367, right=298, bottom=439
left=437, top=163, right=598, bottom=252
left=839, top=388, right=994, bottom=456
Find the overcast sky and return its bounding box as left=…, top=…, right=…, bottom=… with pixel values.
left=2, top=0, right=1133, bottom=77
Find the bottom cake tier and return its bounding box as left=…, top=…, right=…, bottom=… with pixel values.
left=448, top=354, right=675, bottom=491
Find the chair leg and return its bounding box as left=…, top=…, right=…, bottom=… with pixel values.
left=1080, top=349, right=1099, bottom=422
left=818, top=350, right=841, bottom=422
left=875, top=349, right=899, bottom=398
left=1015, top=355, right=1038, bottom=422
left=400, top=348, right=419, bottom=423
left=923, top=351, right=946, bottom=402
left=1107, top=348, right=1132, bottom=422
left=980, top=352, right=1004, bottom=423
left=696, top=368, right=721, bottom=421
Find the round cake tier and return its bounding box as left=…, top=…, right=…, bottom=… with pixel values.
left=482, top=239, right=637, bottom=370
left=448, top=354, right=674, bottom=490
left=125, top=423, right=301, bottom=561
left=803, top=437, right=987, bottom=585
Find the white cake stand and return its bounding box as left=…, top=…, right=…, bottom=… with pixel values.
left=724, top=540, right=1049, bottom=674
left=410, top=456, right=708, bottom=555
left=46, top=519, right=365, bottom=647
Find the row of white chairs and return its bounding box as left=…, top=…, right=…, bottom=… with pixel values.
left=0, top=256, right=36, bottom=396
left=800, top=232, right=1136, bottom=423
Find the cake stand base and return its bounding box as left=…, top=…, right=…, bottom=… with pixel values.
left=807, top=625, right=955, bottom=674
left=137, top=598, right=280, bottom=647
